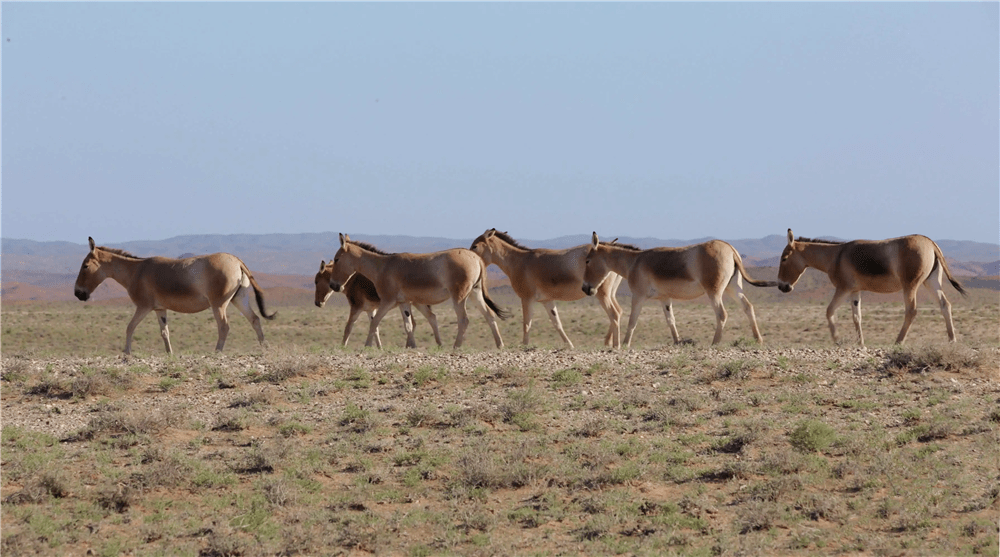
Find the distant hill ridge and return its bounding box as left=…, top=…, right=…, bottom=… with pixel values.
left=3, top=232, right=998, bottom=277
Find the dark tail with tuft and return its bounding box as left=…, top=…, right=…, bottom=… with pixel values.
left=933, top=245, right=968, bottom=298
left=241, top=261, right=278, bottom=319
left=484, top=294, right=511, bottom=320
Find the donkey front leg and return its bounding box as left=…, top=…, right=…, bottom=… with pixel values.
left=124, top=306, right=153, bottom=355
left=364, top=300, right=395, bottom=348
left=825, top=289, right=851, bottom=345
left=622, top=296, right=646, bottom=348
left=520, top=298, right=535, bottom=345
left=596, top=286, right=622, bottom=348
left=341, top=305, right=365, bottom=347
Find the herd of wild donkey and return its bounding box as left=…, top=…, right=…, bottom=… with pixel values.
left=73, top=229, right=968, bottom=355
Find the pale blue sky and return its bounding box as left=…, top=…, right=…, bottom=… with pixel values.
left=3, top=2, right=997, bottom=244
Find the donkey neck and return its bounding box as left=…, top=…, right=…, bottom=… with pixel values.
left=347, top=248, right=388, bottom=280
left=100, top=251, right=145, bottom=289
left=798, top=242, right=842, bottom=274
left=487, top=239, right=529, bottom=274
left=601, top=246, right=641, bottom=279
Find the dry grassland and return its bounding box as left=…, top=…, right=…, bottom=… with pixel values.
left=1, top=291, right=998, bottom=556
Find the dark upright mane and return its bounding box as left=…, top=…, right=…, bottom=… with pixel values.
left=796, top=237, right=843, bottom=245
left=99, top=246, right=143, bottom=259
left=351, top=241, right=394, bottom=256
left=607, top=241, right=642, bottom=251
left=491, top=231, right=529, bottom=250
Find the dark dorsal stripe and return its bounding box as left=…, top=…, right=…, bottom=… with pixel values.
left=796, top=237, right=843, bottom=245
left=606, top=241, right=641, bottom=252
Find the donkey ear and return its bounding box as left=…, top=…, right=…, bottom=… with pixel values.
left=591, top=232, right=600, bottom=248
left=339, top=233, right=350, bottom=246
left=485, top=229, right=496, bottom=238
left=88, top=237, right=96, bottom=251
left=786, top=229, right=795, bottom=245
left=320, top=260, right=326, bottom=271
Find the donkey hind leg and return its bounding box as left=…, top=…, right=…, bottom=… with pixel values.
left=725, top=276, right=763, bottom=343
left=708, top=294, right=729, bottom=345
left=661, top=300, right=682, bottom=344
left=413, top=304, right=443, bottom=347
left=399, top=303, right=418, bottom=348
left=925, top=266, right=957, bottom=342
left=850, top=292, right=864, bottom=346
left=211, top=303, right=231, bottom=352
left=822, top=289, right=852, bottom=345
left=542, top=300, right=574, bottom=349
left=154, top=309, right=173, bottom=354
left=451, top=296, right=472, bottom=349
left=124, top=306, right=153, bottom=355
left=468, top=286, right=504, bottom=348
left=895, top=286, right=921, bottom=345
left=230, top=286, right=265, bottom=346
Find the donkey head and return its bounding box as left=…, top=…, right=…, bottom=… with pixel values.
left=74, top=237, right=106, bottom=301
left=777, top=229, right=807, bottom=293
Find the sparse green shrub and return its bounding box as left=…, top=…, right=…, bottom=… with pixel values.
left=883, top=344, right=983, bottom=373
left=499, top=387, right=544, bottom=431
left=788, top=420, right=836, bottom=453
left=340, top=403, right=376, bottom=433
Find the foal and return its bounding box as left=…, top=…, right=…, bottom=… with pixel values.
left=328, top=234, right=509, bottom=349
left=314, top=261, right=443, bottom=348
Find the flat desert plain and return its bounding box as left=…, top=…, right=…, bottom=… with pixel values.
left=1, top=286, right=998, bottom=556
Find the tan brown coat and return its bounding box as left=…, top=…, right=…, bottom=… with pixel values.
left=777, top=229, right=966, bottom=344
left=582, top=233, right=775, bottom=346
left=470, top=229, right=623, bottom=348
left=314, top=262, right=442, bottom=348
left=74, top=237, right=275, bottom=354
left=328, top=234, right=509, bottom=349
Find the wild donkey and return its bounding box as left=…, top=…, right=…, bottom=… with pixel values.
left=470, top=229, right=623, bottom=348
left=582, top=233, right=776, bottom=346
left=74, top=237, right=275, bottom=354
left=777, top=229, right=966, bottom=345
